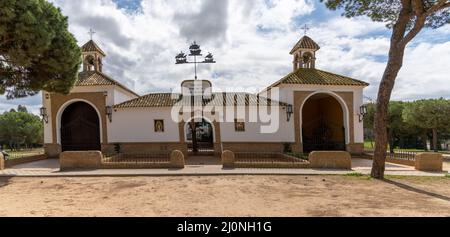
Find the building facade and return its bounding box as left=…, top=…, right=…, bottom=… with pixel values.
left=42, top=36, right=369, bottom=157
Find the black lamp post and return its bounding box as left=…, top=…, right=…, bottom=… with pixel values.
left=359, top=105, right=368, bottom=122
left=175, top=41, right=216, bottom=80
left=106, top=106, right=113, bottom=122
left=39, top=107, right=48, bottom=123
left=286, top=104, right=293, bottom=122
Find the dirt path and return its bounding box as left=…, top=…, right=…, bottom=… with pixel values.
left=0, top=175, right=449, bottom=217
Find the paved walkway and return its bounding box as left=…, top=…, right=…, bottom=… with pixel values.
left=0, top=158, right=448, bottom=177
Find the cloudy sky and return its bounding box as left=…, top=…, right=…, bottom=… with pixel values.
left=1, top=0, right=450, bottom=114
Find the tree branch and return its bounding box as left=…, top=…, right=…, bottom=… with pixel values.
left=425, top=0, right=450, bottom=17
left=400, top=15, right=426, bottom=47
left=400, top=0, right=450, bottom=47
left=411, top=0, right=425, bottom=15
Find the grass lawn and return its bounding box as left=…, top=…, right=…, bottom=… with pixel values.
left=364, top=140, right=450, bottom=154
left=3, top=148, right=44, bottom=160
left=364, top=141, right=375, bottom=150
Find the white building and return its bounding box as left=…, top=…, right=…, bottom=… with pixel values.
left=42, top=35, right=368, bottom=157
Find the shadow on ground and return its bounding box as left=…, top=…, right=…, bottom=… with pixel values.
left=383, top=179, right=450, bottom=202
left=0, top=177, right=12, bottom=188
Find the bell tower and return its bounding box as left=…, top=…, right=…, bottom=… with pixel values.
left=290, top=35, right=320, bottom=71
left=81, top=39, right=106, bottom=72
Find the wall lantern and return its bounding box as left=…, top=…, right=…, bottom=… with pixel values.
left=106, top=106, right=113, bottom=122
left=358, top=105, right=368, bottom=122
left=39, top=107, right=49, bottom=123
left=45, top=93, right=50, bottom=99
left=286, top=104, right=293, bottom=122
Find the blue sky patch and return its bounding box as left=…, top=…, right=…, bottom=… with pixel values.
left=112, top=0, right=142, bottom=13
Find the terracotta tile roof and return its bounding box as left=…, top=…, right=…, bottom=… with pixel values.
left=114, top=93, right=177, bottom=108
left=76, top=71, right=139, bottom=97
left=270, top=68, right=369, bottom=88
left=81, top=40, right=106, bottom=56
left=114, top=92, right=289, bottom=109
left=290, top=36, right=320, bottom=54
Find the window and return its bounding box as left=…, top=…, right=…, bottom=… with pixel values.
left=234, top=119, right=245, bottom=132
left=154, top=120, right=164, bottom=133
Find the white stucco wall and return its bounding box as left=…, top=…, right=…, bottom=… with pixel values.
left=352, top=88, right=365, bottom=143
left=113, top=87, right=138, bottom=104
left=42, top=91, right=53, bottom=143
left=108, top=107, right=180, bottom=143
left=71, top=85, right=115, bottom=106
left=267, top=84, right=366, bottom=144
left=70, top=85, right=138, bottom=106
left=219, top=106, right=295, bottom=142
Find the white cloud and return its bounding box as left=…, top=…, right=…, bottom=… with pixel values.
left=1, top=0, right=449, bottom=113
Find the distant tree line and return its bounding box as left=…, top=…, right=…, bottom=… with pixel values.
left=0, top=105, right=43, bottom=150
left=364, top=98, right=450, bottom=152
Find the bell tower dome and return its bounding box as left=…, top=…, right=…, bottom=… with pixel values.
left=290, top=35, right=320, bottom=71
left=81, top=40, right=106, bottom=72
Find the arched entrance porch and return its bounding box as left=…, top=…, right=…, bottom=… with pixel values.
left=60, top=101, right=101, bottom=151
left=301, top=93, right=347, bottom=153
left=185, top=118, right=214, bottom=153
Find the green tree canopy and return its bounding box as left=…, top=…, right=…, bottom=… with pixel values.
left=322, top=0, right=450, bottom=178
left=0, top=0, right=81, bottom=99
left=0, top=105, right=43, bottom=149
left=17, top=104, right=27, bottom=113
left=322, top=0, right=450, bottom=29
left=403, top=98, right=450, bottom=151
left=364, top=101, right=425, bottom=151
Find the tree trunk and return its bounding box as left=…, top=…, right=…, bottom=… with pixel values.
left=387, top=129, right=395, bottom=153
left=422, top=132, right=428, bottom=151
left=432, top=128, right=438, bottom=152
left=371, top=8, right=411, bottom=179
left=190, top=120, right=198, bottom=153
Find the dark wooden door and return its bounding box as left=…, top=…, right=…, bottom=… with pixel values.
left=302, top=118, right=346, bottom=153
left=61, top=102, right=101, bottom=151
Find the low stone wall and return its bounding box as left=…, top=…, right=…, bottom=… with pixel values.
left=415, top=153, right=443, bottom=172
left=221, top=143, right=284, bottom=153
left=60, top=151, right=102, bottom=170
left=60, top=150, right=185, bottom=170
left=0, top=153, right=4, bottom=170
left=309, top=151, right=352, bottom=169
left=221, top=150, right=235, bottom=168
left=102, top=143, right=188, bottom=157
left=223, top=151, right=309, bottom=169
left=5, top=154, right=48, bottom=168
left=170, top=150, right=185, bottom=169
left=387, top=157, right=415, bottom=167
left=44, top=143, right=61, bottom=158
left=346, top=143, right=364, bottom=154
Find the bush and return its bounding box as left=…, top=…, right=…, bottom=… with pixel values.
left=283, top=143, right=292, bottom=153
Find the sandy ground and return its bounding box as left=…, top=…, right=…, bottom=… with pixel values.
left=0, top=175, right=449, bottom=217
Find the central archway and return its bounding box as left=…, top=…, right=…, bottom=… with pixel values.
left=185, top=118, right=214, bottom=152
left=60, top=101, right=101, bottom=151
left=301, top=93, right=346, bottom=152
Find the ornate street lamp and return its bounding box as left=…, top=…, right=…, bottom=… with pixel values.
left=286, top=104, right=293, bottom=122
left=358, top=104, right=368, bottom=122
left=106, top=106, right=113, bottom=122
left=175, top=41, right=216, bottom=80
left=39, top=107, right=48, bottom=123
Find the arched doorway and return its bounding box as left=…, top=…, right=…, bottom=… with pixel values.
left=60, top=102, right=101, bottom=151
left=186, top=118, right=214, bottom=153
left=301, top=93, right=346, bottom=153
